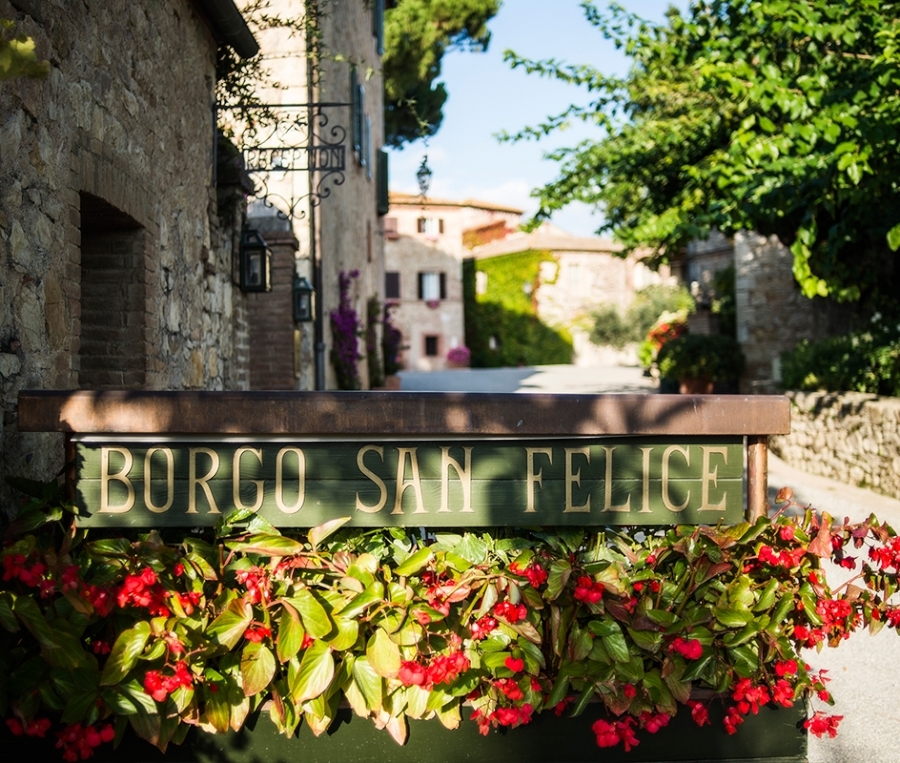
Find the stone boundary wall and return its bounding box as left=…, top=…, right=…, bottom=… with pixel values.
left=770, top=390, right=900, bottom=499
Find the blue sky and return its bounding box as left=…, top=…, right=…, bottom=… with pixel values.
left=387, top=0, right=689, bottom=237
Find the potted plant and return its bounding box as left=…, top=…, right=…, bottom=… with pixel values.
left=2, top=479, right=898, bottom=761
left=446, top=346, right=471, bottom=369
left=657, top=334, right=745, bottom=394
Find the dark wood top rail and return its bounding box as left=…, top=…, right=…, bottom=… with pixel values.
left=18, top=390, right=791, bottom=437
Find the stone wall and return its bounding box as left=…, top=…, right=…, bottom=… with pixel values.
left=722, top=231, right=852, bottom=392
left=0, top=0, right=251, bottom=505
left=771, top=391, right=900, bottom=500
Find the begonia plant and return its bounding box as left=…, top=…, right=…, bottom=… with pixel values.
left=2, top=480, right=899, bottom=760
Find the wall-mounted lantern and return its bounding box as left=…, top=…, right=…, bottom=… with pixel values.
left=293, top=274, right=315, bottom=322
left=239, top=228, right=272, bottom=292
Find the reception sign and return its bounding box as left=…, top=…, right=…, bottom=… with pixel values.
left=73, top=435, right=744, bottom=527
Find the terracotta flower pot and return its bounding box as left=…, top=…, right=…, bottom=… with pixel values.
left=679, top=376, right=715, bottom=394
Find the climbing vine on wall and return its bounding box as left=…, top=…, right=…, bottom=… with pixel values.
left=463, top=250, right=572, bottom=368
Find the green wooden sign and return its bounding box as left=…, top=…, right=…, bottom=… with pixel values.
left=73, top=436, right=744, bottom=527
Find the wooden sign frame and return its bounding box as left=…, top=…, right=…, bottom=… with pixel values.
left=17, top=391, right=791, bottom=527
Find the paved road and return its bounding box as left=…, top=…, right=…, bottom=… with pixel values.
left=399, top=364, right=900, bottom=763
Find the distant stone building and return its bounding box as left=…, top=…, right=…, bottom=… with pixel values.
left=0, top=0, right=258, bottom=502
left=470, top=224, right=672, bottom=366
left=232, top=0, right=388, bottom=390
left=384, top=192, right=521, bottom=370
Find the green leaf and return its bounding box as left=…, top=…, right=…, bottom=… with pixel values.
left=334, top=584, right=383, bottom=619
left=287, top=589, right=333, bottom=639
left=203, top=681, right=231, bottom=733
left=0, top=592, right=18, bottom=632
left=351, top=656, right=383, bottom=710
left=207, top=598, right=253, bottom=649
left=714, top=606, right=753, bottom=628
left=545, top=558, right=572, bottom=601
left=328, top=617, right=360, bottom=652
left=887, top=223, right=900, bottom=252
left=366, top=628, right=400, bottom=678
left=453, top=534, right=489, bottom=564
left=308, top=517, right=351, bottom=551
left=241, top=642, right=277, bottom=696
left=276, top=602, right=306, bottom=663
left=226, top=533, right=305, bottom=557
left=394, top=547, right=434, bottom=576
left=100, top=622, right=152, bottom=686
left=626, top=627, right=662, bottom=653
left=546, top=674, right=570, bottom=708
left=290, top=640, right=335, bottom=703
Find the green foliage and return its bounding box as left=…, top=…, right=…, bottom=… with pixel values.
left=591, top=284, right=694, bottom=350
left=366, top=296, right=385, bottom=389
left=383, top=0, right=501, bottom=146
left=2, top=478, right=897, bottom=756
left=709, top=266, right=737, bottom=339
left=0, top=19, right=49, bottom=80
left=589, top=304, right=632, bottom=349
left=657, top=334, right=745, bottom=383
left=781, top=321, right=900, bottom=396
left=463, top=253, right=573, bottom=367
left=504, top=1, right=900, bottom=306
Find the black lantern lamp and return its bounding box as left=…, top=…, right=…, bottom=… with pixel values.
left=239, top=228, right=272, bottom=292
left=292, top=274, right=315, bottom=322
left=416, top=155, right=432, bottom=197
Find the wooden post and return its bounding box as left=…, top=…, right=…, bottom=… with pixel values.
left=747, top=434, right=768, bottom=521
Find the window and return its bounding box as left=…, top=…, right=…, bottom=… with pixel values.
left=418, top=272, right=446, bottom=301
left=416, top=217, right=443, bottom=236
left=424, top=335, right=439, bottom=357
left=476, top=271, right=488, bottom=295
left=372, top=0, right=385, bottom=55
left=351, top=69, right=365, bottom=167
left=385, top=271, right=400, bottom=299
left=383, top=216, right=398, bottom=239
left=376, top=150, right=389, bottom=215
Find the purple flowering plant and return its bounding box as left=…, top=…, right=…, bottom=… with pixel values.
left=330, top=270, right=362, bottom=390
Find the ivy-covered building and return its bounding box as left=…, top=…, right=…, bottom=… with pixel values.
left=467, top=224, right=673, bottom=368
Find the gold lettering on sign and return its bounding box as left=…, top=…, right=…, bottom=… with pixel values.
left=525, top=447, right=553, bottom=513
left=393, top=447, right=426, bottom=514
left=564, top=447, right=590, bottom=513
left=662, top=445, right=690, bottom=512
left=356, top=445, right=387, bottom=513
left=440, top=446, right=473, bottom=513
left=275, top=447, right=305, bottom=514
left=639, top=447, right=653, bottom=513
left=187, top=447, right=221, bottom=514
left=233, top=447, right=264, bottom=513
left=100, top=446, right=135, bottom=513
left=144, top=447, right=174, bottom=513
left=602, top=446, right=631, bottom=512
left=700, top=446, right=728, bottom=512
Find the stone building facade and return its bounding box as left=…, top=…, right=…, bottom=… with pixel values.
left=683, top=231, right=853, bottom=392
left=0, top=0, right=258, bottom=503
left=234, top=0, right=387, bottom=390
left=384, top=192, right=522, bottom=371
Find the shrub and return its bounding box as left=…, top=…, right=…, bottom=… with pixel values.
left=382, top=301, right=404, bottom=376
left=589, top=304, right=633, bottom=349
left=657, top=334, right=746, bottom=383
left=781, top=324, right=900, bottom=396
left=2, top=481, right=898, bottom=758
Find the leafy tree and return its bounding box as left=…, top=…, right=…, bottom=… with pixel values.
left=503, top=1, right=900, bottom=307
left=383, top=0, right=501, bottom=146
left=1, top=19, right=49, bottom=80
